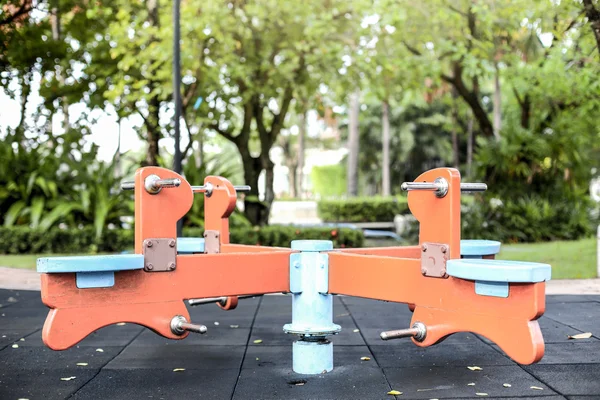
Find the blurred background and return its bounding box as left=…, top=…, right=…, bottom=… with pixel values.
left=1, top=0, right=599, bottom=278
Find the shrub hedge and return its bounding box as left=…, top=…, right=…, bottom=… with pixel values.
left=317, top=197, right=409, bottom=223
left=0, top=225, right=364, bottom=254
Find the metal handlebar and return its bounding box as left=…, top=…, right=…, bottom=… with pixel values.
left=170, top=315, right=207, bottom=335
left=191, top=183, right=251, bottom=197
left=401, top=177, right=487, bottom=198
left=120, top=174, right=181, bottom=194
left=380, top=322, right=427, bottom=342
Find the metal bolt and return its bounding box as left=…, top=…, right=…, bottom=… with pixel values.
left=169, top=239, right=176, bottom=248
left=441, top=246, right=447, bottom=253
left=146, top=263, right=154, bottom=270
left=294, top=263, right=300, bottom=269
left=422, top=244, right=428, bottom=252
left=146, top=241, right=153, bottom=248
left=421, top=267, right=427, bottom=275
left=168, top=262, right=176, bottom=270
left=320, top=264, right=325, bottom=269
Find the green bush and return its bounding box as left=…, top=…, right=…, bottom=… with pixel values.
left=311, top=164, right=346, bottom=198
left=318, top=197, right=409, bottom=222
left=462, top=195, right=596, bottom=243
left=0, top=225, right=364, bottom=254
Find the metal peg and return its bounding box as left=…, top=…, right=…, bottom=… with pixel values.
left=188, top=294, right=261, bottom=307
left=401, top=177, right=487, bottom=198
left=380, top=322, right=427, bottom=342
left=170, top=315, right=207, bottom=335
left=191, top=183, right=251, bottom=197
left=120, top=174, right=181, bottom=194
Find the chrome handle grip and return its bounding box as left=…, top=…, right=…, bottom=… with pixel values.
left=170, top=315, right=207, bottom=335
left=120, top=174, right=181, bottom=194
left=401, top=177, right=486, bottom=198
left=191, top=183, right=251, bottom=197
left=380, top=322, right=427, bottom=342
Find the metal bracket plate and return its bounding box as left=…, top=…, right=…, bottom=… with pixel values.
left=421, top=242, right=449, bottom=278
left=203, top=230, right=221, bottom=254
left=143, top=238, right=177, bottom=272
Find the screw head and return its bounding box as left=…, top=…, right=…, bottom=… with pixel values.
left=146, top=240, right=153, bottom=248
left=422, top=244, right=428, bottom=252
left=294, top=263, right=300, bottom=269
left=421, top=267, right=427, bottom=275
left=441, top=246, right=447, bottom=253
left=168, top=262, right=176, bottom=270
left=320, top=264, right=325, bottom=269
left=169, top=239, right=176, bottom=248
left=146, top=263, right=154, bottom=270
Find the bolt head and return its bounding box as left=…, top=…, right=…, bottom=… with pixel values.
left=169, top=240, right=176, bottom=248
left=441, top=246, right=447, bottom=253
left=146, top=240, right=153, bottom=248
left=421, top=267, right=427, bottom=275
left=168, top=262, right=176, bottom=270
left=294, top=263, right=300, bottom=269
left=146, top=263, right=154, bottom=270
left=422, top=244, right=428, bottom=252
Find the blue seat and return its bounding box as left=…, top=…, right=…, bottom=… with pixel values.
left=37, top=254, right=144, bottom=289
left=447, top=259, right=551, bottom=298
left=460, top=240, right=501, bottom=258
left=177, top=237, right=205, bottom=254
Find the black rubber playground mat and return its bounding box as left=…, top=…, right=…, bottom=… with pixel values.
left=0, top=289, right=599, bottom=399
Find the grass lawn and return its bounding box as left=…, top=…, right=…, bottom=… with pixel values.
left=0, top=238, right=596, bottom=279
left=497, top=237, right=597, bottom=279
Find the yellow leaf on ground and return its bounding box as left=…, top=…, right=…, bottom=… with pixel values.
left=531, top=386, right=544, bottom=390
left=503, top=383, right=512, bottom=388
left=360, top=357, right=371, bottom=361
left=95, top=348, right=104, bottom=352
left=387, top=390, right=402, bottom=395
left=230, top=325, right=239, bottom=328
left=467, top=383, right=475, bottom=386
left=11, top=344, right=18, bottom=349
left=353, top=329, right=360, bottom=333
left=253, top=339, right=263, bottom=344
left=19, top=338, right=25, bottom=341
left=468, top=366, right=482, bottom=371
left=475, top=393, right=488, bottom=396
left=567, top=332, right=592, bottom=339
left=76, top=363, right=88, bottom=366
left=60, top=377, right=76, bottom=381
left=173, top=368, right=185, bottom=372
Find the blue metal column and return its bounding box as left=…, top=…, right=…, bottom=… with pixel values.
left=284, top=240, right=341, bottom=374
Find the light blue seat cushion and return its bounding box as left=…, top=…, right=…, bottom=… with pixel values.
left=37, top=254, right=144, bottom=273
left=460, top=240, right=501, bottom=257
left=447, top=259, right=551, bottom=283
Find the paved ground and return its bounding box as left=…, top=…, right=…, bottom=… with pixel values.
left=3, top=267, right=600, bottom=294
left=0, top=289, right=599, bottom=400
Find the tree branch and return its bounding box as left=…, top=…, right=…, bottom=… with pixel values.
left=1, top=1, right=32, bottom=26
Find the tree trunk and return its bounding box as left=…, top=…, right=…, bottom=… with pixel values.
left=144, top=0, right=161, bottom=166
left=297, top=110, right=306, bottom=198
left=583, top=0, right=600, bottom=57
left=450, top=88, right=460, bottom=168
left=347, top=90, right=360, bottom=197
left=241, top=153, right=268, bottom=226
left=466, top=116, right=474, bottom=179
left=288, top=161, right=297, bottom=198
left=51, top=1, right=68, bottom=132
left=493, top=63, right=502, bottom=140
left=381, top=100, right=391, bottom=196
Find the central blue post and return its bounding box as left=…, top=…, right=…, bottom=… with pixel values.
left=284, top=240, right=341, bottom=374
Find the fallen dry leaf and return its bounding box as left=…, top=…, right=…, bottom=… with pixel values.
left=253, top=339, right=263, bottom=344
left=468, top=366, right=483, bottom=371
left=567, top=332, right=592, bottom=340
left=295, top=382, right=305, bottom=386
left=11, top=344, right=18, bottom=349
left=230, top=325, right=239, bottom=329
left=387, top=390, right=402, bottom=395
left=503, top=383, right=511, bottom=388
left=17, top=398, right=29, bottom=400
left=214, top=321, right=220, bottom=326
left=95, top=348, right=104, bottom=352
left=19, top=338, right=25, bottom=341
left=353, top=329, right=360, bottom=333
left=255, top=358, right=259, bottom=361
left=475, top=393, right=488, bottom=396
left=360, top=357, right=371, bottom=361
left=530, top=386, right=543, bottom=390
left=173, top=368, right=185, bottom=372
left=467, top=383, right=475, bottom=386
left=60, top=377, right=76, bottom=381
left=76, top=363, right=88, bottom=366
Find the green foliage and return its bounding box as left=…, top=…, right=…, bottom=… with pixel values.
left=318, top=197, right=409, bottom=223
left=311, top=164, right=347, bottom=198
left=0, top=225, right=363, bottom=254
left=462, top=195, right=596, bottom=243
